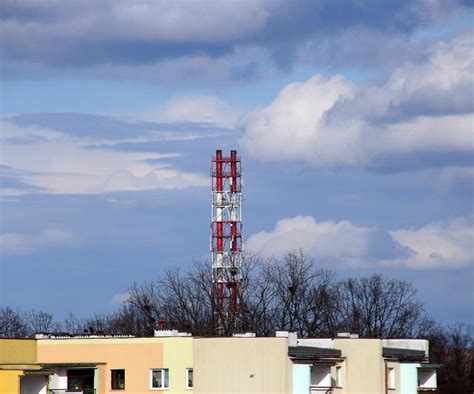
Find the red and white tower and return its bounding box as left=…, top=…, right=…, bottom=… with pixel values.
left=211, top=149, right=243, bottom=334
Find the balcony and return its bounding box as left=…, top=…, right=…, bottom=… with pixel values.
left=48, top=390, right=96, bottom=394
left=310, top=388, right=333, bottom=394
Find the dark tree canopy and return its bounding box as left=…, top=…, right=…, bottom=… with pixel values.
left=102, top=252, right=428, bottom=338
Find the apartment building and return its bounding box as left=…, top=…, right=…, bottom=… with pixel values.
left=0, top=332, right=438, bottom=394
left=296, top=334, right=439, bottom=394
left=36, top=331, right=193, bottom=394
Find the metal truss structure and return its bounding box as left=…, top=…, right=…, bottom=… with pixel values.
left=210, top=149, right=243, bottom=334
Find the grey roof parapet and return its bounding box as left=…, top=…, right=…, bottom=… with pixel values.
left=288, top=345, right=342, bottom=360
left=383, top=347, right=427, bottom=361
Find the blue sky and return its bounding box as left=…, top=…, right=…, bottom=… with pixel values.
left=1, top=0, right=473, bottom=326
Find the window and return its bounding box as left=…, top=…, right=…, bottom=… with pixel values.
left=336, top=366, right=342, bottom=388
left=186, top=368, right=193, bottom=389
left=388, top=367, right=395, bottom=390
left=67, top=369, right=94, bottom=391
left=418, top=369, right=437, bottom=389
left=111, top=369, right=125, bottom=390
left=150, top=369, right=169, bottom=389
left=310, top=365, right=331, bottom=388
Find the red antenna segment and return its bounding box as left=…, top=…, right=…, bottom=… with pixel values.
left=211, top=149, right=243, bottom=334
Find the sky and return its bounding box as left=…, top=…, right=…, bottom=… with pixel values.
left=0, top=0, right=473, bottom=327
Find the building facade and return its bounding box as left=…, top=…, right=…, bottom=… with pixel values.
left=0, top=339, right=46, bottom=394
left=37, top=334, right=193, bottom=394
left=0, top=332, right=438, bottom=394
left=193, top=336, right=292, bottom=393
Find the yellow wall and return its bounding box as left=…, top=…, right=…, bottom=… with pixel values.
left=193, top=337, right=291, bottom=394
left=0, top=339, right=38, bottom=394
left=0, top=370, right=23, bottom=394
left=0, top=339, right=37, bottom=364
left=334, top=339, right=384, bottom=394
left=163, top=338, right=193, bottom=393
left=330, top=361, right=346, bottom=394
left=37, top=337, right=193, bottom=394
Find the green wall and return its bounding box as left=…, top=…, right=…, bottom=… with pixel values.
left=400, top=363, right=419, bottom=394
left=293, top=364, right=310, bottom=394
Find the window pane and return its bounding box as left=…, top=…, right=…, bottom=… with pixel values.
left=68, top=369, right=95, bottom=391
left=112, top=369, right=125, bottom=389
left=164, top=369, right=169, bottom=388
left=187, top=369, right=193, bottom=388
left=68, top=377, right=81, bottom=390
left=311, top=365, right=331, bottom=387
left=152, top=370, right=162, bottom=388
left=418, top=369, right=437, bottom=388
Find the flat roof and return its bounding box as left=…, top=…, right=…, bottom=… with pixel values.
left=383, top=347, right=426, bottom=361
left=289, top=346, right=342, bottom=360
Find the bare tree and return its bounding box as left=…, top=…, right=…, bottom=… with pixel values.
left=159, top=261, right=216, bottom=335
left=0, top=306, right=28, bottom=337
left=25, top=309, right=61, bottom=334
left=241, top=251, right=335, bottom=337
left=103, top=254, right=427, bottom=339
left=425, top=323, right=474, bottom=393
left=335, top=274, right=424, bottom=338
left=63, top=312, right=82, bottom=334
left=109, top=282, right=163, bottom=336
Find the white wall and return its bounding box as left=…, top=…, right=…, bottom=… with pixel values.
left=48, top=369, right=68, bottom=390
left=298, top=338, right=334, bottom=349
left=382, top=339, right=429, bottom=357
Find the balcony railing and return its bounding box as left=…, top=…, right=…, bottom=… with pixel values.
left=48, top=390, right=96, bottom=394
left=310, top=387, right=333, bottom=394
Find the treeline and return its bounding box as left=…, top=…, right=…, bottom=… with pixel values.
left=1, top=252, right=473, bottom=392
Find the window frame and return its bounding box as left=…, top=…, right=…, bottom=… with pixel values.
left=335, top=366, right=343, bottom=388
left=310, top=365, right=332, bottom=388
left=387, top=367, right=396, bottom=390
left=111, top=369, right=126, bottom=390
left=185, top=368, right=193, bottom=390
left=150, top=368, right=169, bottom=390
left=67, top=368, right=95, bottom=391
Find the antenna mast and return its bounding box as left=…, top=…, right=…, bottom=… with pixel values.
left=211, top=150, right=243, bottom=335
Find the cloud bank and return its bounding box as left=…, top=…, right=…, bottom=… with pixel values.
left=240, top=32, right=474, bottom=171
left=1, top=0, right=470, bottom=81
left=246, top=215, right=473, bottom=269
left=389, top=216, right=474, bottom=269
left=0, top=119, right=208, bottom=195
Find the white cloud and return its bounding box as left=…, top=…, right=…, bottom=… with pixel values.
left=110, top=291, right=130, bottom=305
left=0, top=0, right=277, bottom=49
left=240, top=32, right=474, bottom=169
left=240, top=75, right=356, bottom=164
left=246, top=215, right=375, bottom=268
left=0, top=229, right=78, bottom=256
left=246, top=215, right=474, bottom=269
left=389, top=217, right=474, bottom=269
left=0, top=120, right=208, bottom=195
left=143, top=94, right=241, bottom=128
left=109, top=0, right=275, bottom=42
